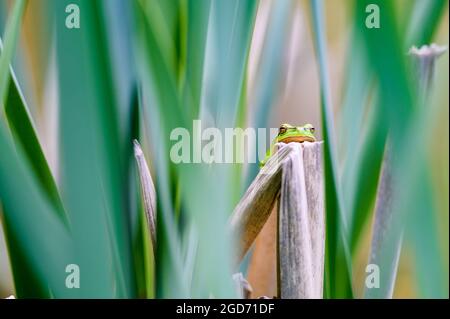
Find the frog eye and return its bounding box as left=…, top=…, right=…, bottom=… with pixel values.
left=309, top=126, right=315, bottom=133
left=279, top=126, right=287, bottom=135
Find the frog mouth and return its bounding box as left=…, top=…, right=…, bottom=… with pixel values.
left=279, top=136, right=315, bottom=144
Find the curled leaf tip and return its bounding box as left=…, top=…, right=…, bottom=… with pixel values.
left=133, top=139, right=144, bottom=157
left=409, top=43, right=448, bottom=58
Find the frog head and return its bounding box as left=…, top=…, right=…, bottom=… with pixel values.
left=275, top=123, right=316, bottom=144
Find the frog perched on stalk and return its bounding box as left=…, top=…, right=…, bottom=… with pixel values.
left=260, top=123, right=316, bottom=167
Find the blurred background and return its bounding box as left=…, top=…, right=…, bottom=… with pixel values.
left=0, top=0, right=448, bottom=298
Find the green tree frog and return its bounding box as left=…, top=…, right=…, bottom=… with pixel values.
left=260, top=123, right=316, bottom=167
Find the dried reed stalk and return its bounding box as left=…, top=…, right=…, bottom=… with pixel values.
left=278, top=142, right=324, bottom=298
left=133, top=140, right=157, bottom=251
left=229, top=144, right=296, bottom=263
left=366, top=44, right=447, bottom=298
left=230, top=142, right=325, bottom=298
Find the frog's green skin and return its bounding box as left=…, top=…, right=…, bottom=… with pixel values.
left=260, top=123, right=316, bottom=167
